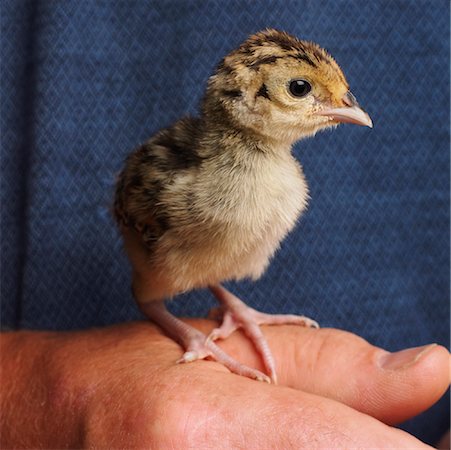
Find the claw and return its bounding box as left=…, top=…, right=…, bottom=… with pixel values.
left=176, top=350, right=210, bottom=364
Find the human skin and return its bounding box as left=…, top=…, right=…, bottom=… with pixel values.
left=1, top=321, right=449, bottom=448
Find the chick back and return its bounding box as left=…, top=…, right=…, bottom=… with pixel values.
left=114, top=117, right=205, bottom=247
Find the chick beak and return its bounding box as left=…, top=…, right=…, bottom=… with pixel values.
left=315, top=91, right=373, bottom=128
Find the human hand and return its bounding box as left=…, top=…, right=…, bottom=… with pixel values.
left=1, top=321, right=449, bottom=448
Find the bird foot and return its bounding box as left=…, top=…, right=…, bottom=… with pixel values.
left=208, top=308, right=319, bottom=341
left=140, top=301, right=270, bottom=383
left=176, top=332, right=270, bottom=383
left=209, top=285, right=319, bottom=383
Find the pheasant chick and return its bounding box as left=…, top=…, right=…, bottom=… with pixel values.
left=114, top=29, right=372, bottom=383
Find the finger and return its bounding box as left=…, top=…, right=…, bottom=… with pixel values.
left=190, top=320, right=450, bottom=425
left=48, top=322, right=433, bottom=448
left=161, top=369, right=431, bottom=449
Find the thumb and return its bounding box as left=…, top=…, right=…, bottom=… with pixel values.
left=216, top=324, right=450, bottom=425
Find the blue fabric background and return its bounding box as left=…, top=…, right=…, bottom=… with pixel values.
left=1, top=0, right=449, bottom=444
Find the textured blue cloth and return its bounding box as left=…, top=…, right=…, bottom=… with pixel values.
left=1, top=0, right=449, bottom=444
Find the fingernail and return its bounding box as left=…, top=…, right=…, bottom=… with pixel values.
left=380, top=344, right=437, bottom=370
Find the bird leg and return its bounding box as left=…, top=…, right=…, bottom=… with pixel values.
left=139, top=301, right=271, bottom=383
left=208, top=285, right=319, bottom=384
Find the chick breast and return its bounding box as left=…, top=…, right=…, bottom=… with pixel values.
left=114, top=117, right=308, bottom=295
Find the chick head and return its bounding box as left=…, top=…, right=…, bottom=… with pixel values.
left=203, top=29, right=372, bottom=145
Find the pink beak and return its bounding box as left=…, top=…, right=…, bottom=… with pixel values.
left=315, top=91, right=373, bottom=128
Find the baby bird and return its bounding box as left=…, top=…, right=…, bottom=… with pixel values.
left=114, top=29, right=372, bottom=384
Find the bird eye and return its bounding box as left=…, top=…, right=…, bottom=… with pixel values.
left=289, top=79, right=311, bottom=98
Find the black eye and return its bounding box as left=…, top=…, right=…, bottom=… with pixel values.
left=289, top=79, right=311, bottom=97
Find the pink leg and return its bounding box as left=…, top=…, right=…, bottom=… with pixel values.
left=139, top=301, right=270, bottom=383
left=208, top=285, right=319, bottom=384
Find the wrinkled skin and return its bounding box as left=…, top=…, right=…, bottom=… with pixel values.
left=1, top=321, right=449, bottom=448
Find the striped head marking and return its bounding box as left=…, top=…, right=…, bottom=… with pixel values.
left=204, top=29, right=371, bottom=144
